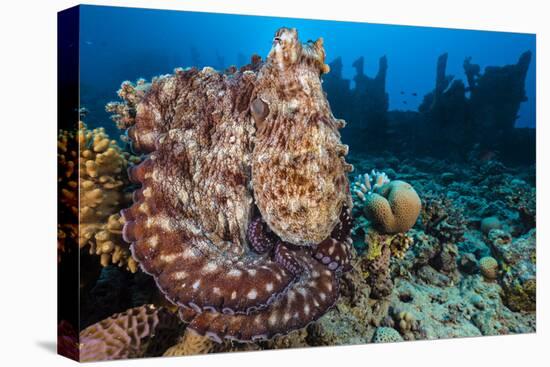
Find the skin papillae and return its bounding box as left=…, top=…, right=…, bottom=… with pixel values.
left=113, top=27, right=354, bottom=343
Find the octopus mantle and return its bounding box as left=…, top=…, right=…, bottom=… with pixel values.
left=114, top=28, right=354, bottom=342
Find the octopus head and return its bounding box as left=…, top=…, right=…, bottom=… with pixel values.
left=250, top=27, right=351, bottom=247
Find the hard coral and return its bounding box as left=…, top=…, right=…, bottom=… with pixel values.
left=420, top=191, right=466, bottom=243
left=481, top=216, right=501, bottom=234
left=479, top=256, right=499, bottom=280
left=372, top=327, right=403, bottom=343
left=491, top=229, right=536, bottom=311
left=351, top=170, right=420, bottom=235
left=360, top=227, right=413, bottom=298
left=80, top=305, right=181, bottom=362
left=58, top=129, right=79, bottom=261
left=163, top=329, right=215, bottom=356
left=78, top=122, right=140, bottom=272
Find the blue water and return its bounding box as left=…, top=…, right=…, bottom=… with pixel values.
left=78, top=5, right=536, bottom=129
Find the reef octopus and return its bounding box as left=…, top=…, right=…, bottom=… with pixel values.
left=112, top=27, right=354, bottom=342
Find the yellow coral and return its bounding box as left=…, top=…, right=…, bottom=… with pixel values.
left=364, top=227, right=413, bottom=260
left=78, top=122, right=139, bottom=272
left=163, top=329, right=215, bottom=356
left=479, top=256, right=499, bottom=280
left=363, top=181, right=421, bottom=234
left=364, top=227, right=384, bottom=261
left=389, top=233, right=413, bottom=259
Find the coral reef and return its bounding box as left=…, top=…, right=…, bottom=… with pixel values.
left=71, top=22, right=536, bottom=361
left=346, top=153, right=534, bottom=341
left=110, top=28, right=354, bottom=342
left=490, top=229, right=536, bottom=311
left=73, top=149, right=536, bottom=358
left=350, top=170, right=420, bottom=299
left=77, top=122, right=140, bottom=272
left=360, top=227, right=413, bottom=298
left=420, top=191, right=466, bottom=244
left=79, top=305, right=181, bottom=362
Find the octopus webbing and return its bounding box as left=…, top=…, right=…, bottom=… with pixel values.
left=114, top=27, right=354, bottom=342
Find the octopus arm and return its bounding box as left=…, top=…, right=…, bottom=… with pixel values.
left=186, top=257, right=339, bottom=342
left=313, top=205, right=354, bottom=271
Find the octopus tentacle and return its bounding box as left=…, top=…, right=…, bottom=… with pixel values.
left=313, top=206, right=354, bottom=271
left=186, top=256, right=339, bottom=342
left=247, top=216, right=277, bottom=254
left=330, top=205, right=354, bottom=242
left=274, top=241, right=304, bottom=275
left=314, top=239, right=351, bottom=271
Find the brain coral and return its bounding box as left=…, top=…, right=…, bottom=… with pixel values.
left=77, top=121, right=140, bottom=272
left=79, top=305, right=180, bottom=362
left=352, top=171, right=420, bottom=234
left=372, top=327, right=403, bottom=343
left=479, top=256, right=499, bottom=280
left=363, top=181, right=421, bottom=234
left=111, top=28, right=354, bottom=342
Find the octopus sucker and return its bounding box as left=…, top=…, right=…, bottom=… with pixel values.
left=114, top=27, right=353, bottom=342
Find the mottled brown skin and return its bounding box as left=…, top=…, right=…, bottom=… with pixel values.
left=251, top=29, right=352, bottom=246
left=115, top=28, right=353, bottom=342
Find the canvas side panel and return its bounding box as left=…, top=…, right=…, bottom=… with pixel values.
left=57, top=5, right=80, bottom=362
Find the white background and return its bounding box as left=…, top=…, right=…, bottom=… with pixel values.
left=0, top=0, right=546, bottom=366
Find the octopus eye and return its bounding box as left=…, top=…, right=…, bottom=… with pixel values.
left=250, top=98, right=270, bottom=130
left=274, top=37, right=281, bottom=43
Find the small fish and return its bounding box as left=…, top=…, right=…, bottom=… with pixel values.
left=402, top=101, right=407, bottom=104
left=400, top=91, right=405, bottom=95
left=412, top=92, right=417, bottom=96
